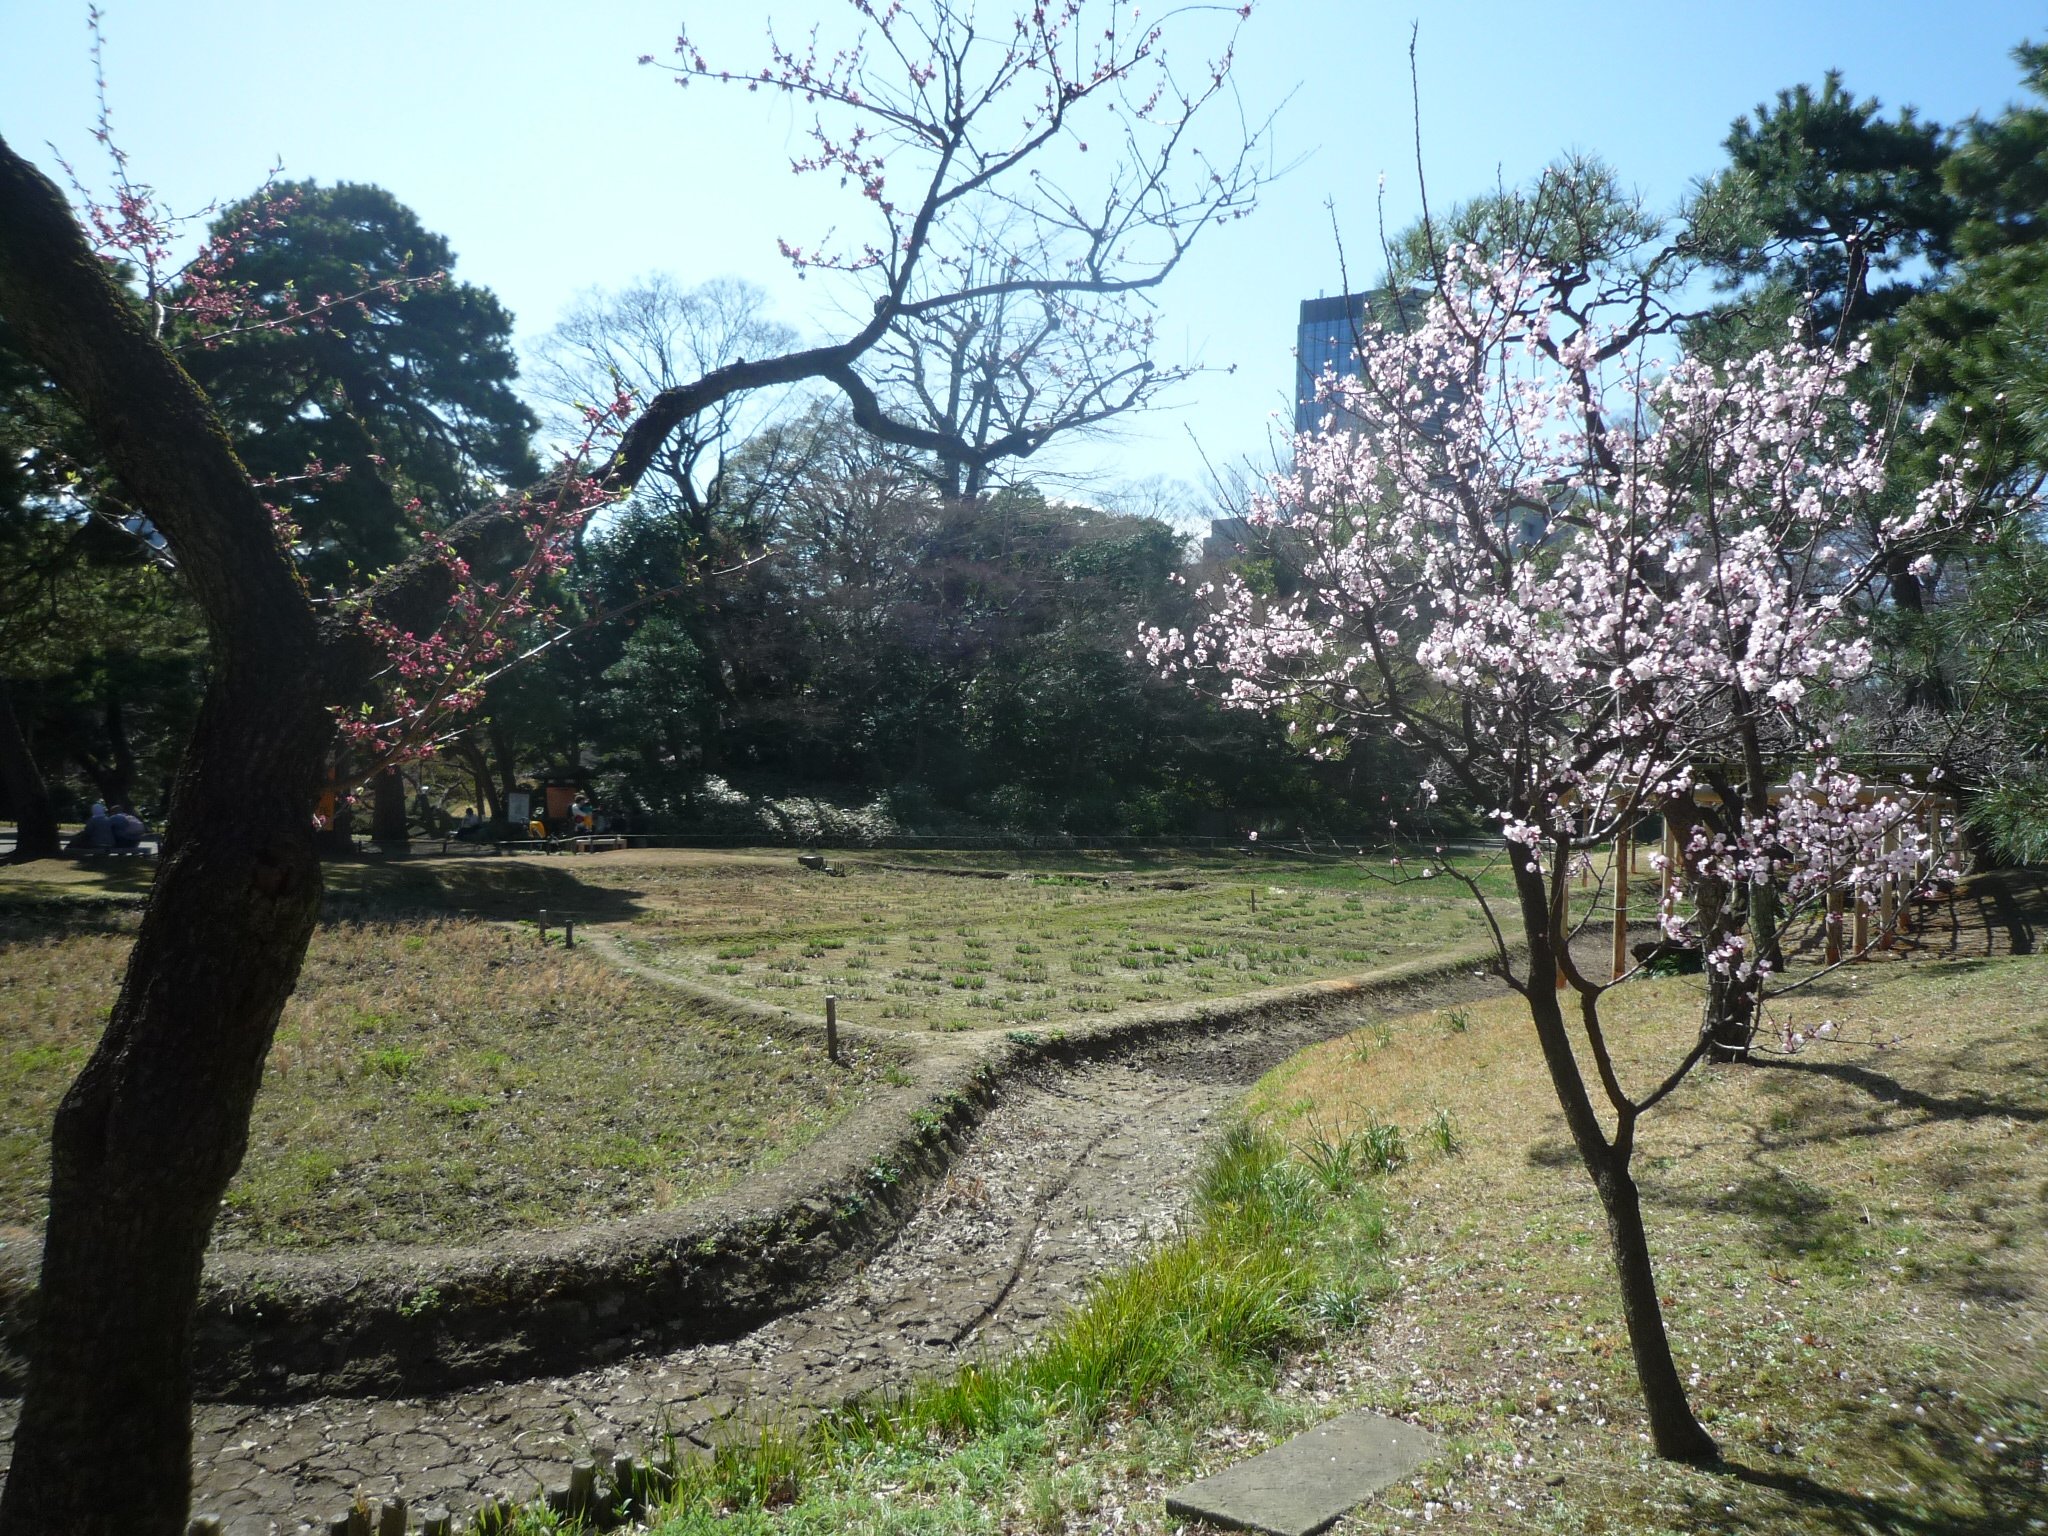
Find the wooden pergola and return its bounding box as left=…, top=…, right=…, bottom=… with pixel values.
left=1597, top=783, right=1958, bottom=981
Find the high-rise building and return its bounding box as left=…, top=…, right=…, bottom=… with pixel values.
left=1293, top=288, right=1426, bottom=436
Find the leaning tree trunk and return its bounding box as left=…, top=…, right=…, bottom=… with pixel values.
left=0, top=674, right=62, bottom=863
left=0, top=136, right=555, bottom=1532
left=1509, top=847, right=1718, bottom=1464
left=0, top=136, right=334, bottom=1536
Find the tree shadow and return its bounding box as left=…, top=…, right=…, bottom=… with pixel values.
left=1964, top=867, right=2046, bottom=957
left=1708, top=1394, right=2048, bottom=1536
left=1751, top=1055, right=2048, bottom=1128
left=1525, top=1138, right=1579, bottom=1169
left=321, top=857, right=649, bottom=924
left=0, top=903, right=140, bottom=943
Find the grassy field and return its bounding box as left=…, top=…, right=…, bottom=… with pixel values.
left=0, top=904, right=896, bottom=1251
left=1249, top=952, right=2048, bottom=1534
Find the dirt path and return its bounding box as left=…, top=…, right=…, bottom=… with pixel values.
left=3, top=965, right=1509, bottom=1535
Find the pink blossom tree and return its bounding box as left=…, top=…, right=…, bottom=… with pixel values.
left=1147, top=247, right=1987, bottom=1460
left=0, top=5, right=1268, bottom=1532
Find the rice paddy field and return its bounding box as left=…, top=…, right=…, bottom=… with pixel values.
left=602, top=852, right=1503, bottom=1032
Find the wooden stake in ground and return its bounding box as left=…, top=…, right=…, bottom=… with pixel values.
left=826, top=994, right=839, bottom=1065
left=1612, top=829, right=1631, bottom=983
left=1826, top=886, right=1844, bottom=965
left=1660, top=820, right=1676, bottom=913
left=1880, top=823, right=1899, bottom=947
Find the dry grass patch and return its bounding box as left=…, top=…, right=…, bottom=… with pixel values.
left=0, top=908, right=893, bottom=1250
left=1246, top=954, right=2048, bottom=1535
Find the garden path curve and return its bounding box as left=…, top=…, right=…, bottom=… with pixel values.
left=4, top=954, right=1512, bottom=1536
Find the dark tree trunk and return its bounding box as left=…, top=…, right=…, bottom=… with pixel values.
left=1509, top=845, right=1718, bottom=1464
left=0, top=675, right=62, bottom=863
left=456, top=739, right=500, bottom=823
left=1591, top=1152, right=1716, bottom=1462
left=488, top=721, right=518, bottom=820
left=6, top=692, right=329, bottom=1536
left=1683, top=818, right=1757, bottom=1063
left=370, top=764, right=408, bottom=850
left=0, top=136, right=334, bottom=1536
left=105, top=693, right=139, bottom=809
left=1883, top=550, right=1954, bottom=713
left=1704, top=962, right=1758, bottom=1062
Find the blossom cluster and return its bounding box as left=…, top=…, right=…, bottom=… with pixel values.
left=1146, top=248, right=1987, bottom=976
left=59, top=11, right=440, bottom=347
left=335, top=393, right=636, bottom=768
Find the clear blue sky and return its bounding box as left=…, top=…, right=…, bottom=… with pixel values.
left=4, top=1, right=2042, bottom=509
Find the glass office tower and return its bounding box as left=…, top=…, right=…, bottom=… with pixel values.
left=1294, top=289, right=1427, bottom=435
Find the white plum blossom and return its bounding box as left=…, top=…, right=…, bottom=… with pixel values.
left=1142, top=247, right=1983, bottom=992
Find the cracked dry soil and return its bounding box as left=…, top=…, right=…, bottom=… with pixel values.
left=0, top=968, right=1507, bottom=1535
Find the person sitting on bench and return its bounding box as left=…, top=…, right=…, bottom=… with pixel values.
left=109, top=805, right=148, bottom=851
left=67, top=802, right=114, bottom=855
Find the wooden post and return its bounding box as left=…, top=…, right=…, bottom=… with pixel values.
left=419, top=1510, right=452, bottom=1536
left=564, top=916, right=575, bottom=949
left=1880, top=822, right=1898, bottom=947
left=1825, top=885, right=1844, bottom=964
left=376, top=1499, right=407, bottom=1536
left=568, top=1460, right=598, bottom=1515
left=538, top=908, right=548, bottom=945
left=826, top=994, right=840, bottom=1064
left=1612, top=827, right=1631, bottom=982
left=1853, top=891, right=1870, bottom=957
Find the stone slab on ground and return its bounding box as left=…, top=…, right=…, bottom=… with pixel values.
left=1163, top=1409, right=1440, bottom=1536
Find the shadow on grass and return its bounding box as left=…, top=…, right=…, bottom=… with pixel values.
left=0, top=903, right=140, bottom=941
left=1965, top=867, right=2048, bottom=957
left=1752, top=1055, right=2048, bottom=1127
left=0, top=851, right=655, bottom=926
left=1719, top=1170, right=1865, bottom=1267
left=0, top=857, right=158, bottom=909
left=1709, top=1388, right=2048, bottom=1536
left=322, top=857, right=648, bottom=924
